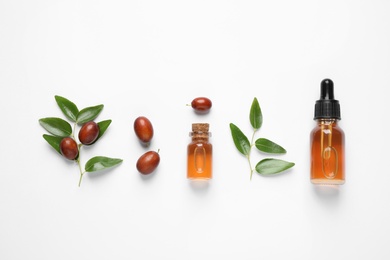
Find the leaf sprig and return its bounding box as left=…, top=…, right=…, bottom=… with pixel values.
left=39, top=95, right=123, bottom=186
left=230, top=97, right=294, bottom=180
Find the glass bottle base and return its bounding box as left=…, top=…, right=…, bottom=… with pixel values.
left=311, top=179, right=345, bottom=185
left=187, top=177, right=211, bottom=181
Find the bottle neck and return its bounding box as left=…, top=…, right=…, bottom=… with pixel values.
left=316, top=118, right=338, bottom=125
left=190, top=131, right=210, bottom=142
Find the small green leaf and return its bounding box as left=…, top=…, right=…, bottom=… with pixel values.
left=255, top=138, right=286, bottom=154
left=85, top=156, right=123, bottom=172
left=42, top=134, right=62, bottom=154
left=250, top=97, right=262, bottom=130
left=255, top=158, right=295, bottom=175
left=55, top=95, right=79, bottom=122
left=77, top=104, right=104, bottom=125
left=94, top=119, right=112, bottom=143
left=229, top=123, right=251, bottom=156
left=39, top=117, right=72, bottom=137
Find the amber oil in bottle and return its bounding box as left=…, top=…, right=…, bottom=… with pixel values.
left=310, top=79, right=345, bottom=185
left=187, top=123, right=212, bottom=180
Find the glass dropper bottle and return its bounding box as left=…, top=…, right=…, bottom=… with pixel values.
left=310, top=79, right=345, bottom=185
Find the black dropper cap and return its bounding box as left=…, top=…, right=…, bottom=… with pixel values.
left=314, top=79, right=341, bottom=120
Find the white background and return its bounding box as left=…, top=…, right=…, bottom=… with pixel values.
left=1, top=0, right=389, bottom=259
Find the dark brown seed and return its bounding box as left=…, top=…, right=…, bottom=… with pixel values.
left=191, top=97, right=212, bottom=112
left=60, top=137, right=79, bottom=160
left=134, top=116, right=154, bottom=143
left=78, top=121, right=100, bottom=145
left=136, top=150, right=160, bottom=175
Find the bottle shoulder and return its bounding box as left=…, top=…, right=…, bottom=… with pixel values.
left=311, top=121, right=345, bottom=137
left=188, top=140, right=212, bottom=146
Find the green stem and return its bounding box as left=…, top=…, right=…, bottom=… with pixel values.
left=251, top=129, right=257, bottom=145
left=72, top=123, right=77, bottom=139
left=78, top=172, right=85, bottom=187
left=76, top=158, right=85, bottom=187
left=247, top=155, right=254, bottom=180
left=248, top=129, right=257, bottom=180
left=73, top=123, right=86, bottom=187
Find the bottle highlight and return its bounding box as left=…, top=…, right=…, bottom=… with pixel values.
left=310, top=79, right=345, bottom=185
left=187, top=123, right=212, bottom=180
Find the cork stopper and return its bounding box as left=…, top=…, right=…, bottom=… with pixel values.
left=190, top=123, right=211, bottom=138
left=192, top=123, right=209, bottom=132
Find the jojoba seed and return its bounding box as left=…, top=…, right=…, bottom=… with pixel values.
left=191, top=97, right=212, bottom=112
left=134, top=116, right=154, bottom=143
left=136, top=150, right=160, bottom=175
left=78, top=121, right=100, bottom=145
left=60, top=137, right=79, bottom=160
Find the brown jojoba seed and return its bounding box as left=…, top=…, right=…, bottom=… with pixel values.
left=136, top=150, right=160, bottom=175
left=191, top=97, right=212, bottom=112
left=78, top=121, right=100, bottom=145
left=60, top=137, right=79, bottom=160
left=134, top=116, right=154, bottom=143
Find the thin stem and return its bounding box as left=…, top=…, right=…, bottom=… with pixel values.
left=78, top=172, right=85, bottom=187
left=76, top=158, right=85, bottom=187
left=251, top=129, right=257, bottom=145
left=248, top=129, right=258, bottom=180
left=72, top=123, right=77, bottom=139
left=72, top=123, right=85, bottom=187
left=248, top=155, right=254, bottom=180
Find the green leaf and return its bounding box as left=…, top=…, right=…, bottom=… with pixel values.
left=85, top=156, right=123, bottom=172
left=255, top=158, right=295, bottom=175
left=55, top=95, right=79, bottom=122
left=229, top=123, right=251, bottom=156
left=250, top=97, right=262, bottom=130
left=39, top=117, right=72, bottom=137
left=255, top=138, right=286, bottom=154
left=77, top=104, right=104, bottom=125
left=94, top=120, right=112, bottom=143
left=42, top=134, right=62, bottom=154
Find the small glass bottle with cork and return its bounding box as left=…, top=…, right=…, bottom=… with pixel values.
left=187, top=123, right=212, bottom=180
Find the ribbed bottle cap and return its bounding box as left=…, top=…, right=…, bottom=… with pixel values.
left=314, top=79, right=341, bottom=120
